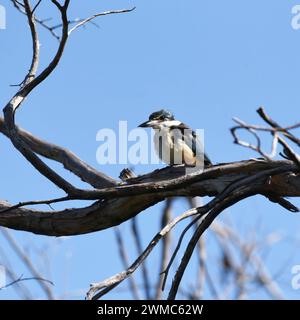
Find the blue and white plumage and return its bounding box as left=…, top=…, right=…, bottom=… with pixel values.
left=138, top=109, right=212, bottom=166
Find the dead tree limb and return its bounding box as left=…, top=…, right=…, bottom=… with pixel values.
left=0, top=160, right=299, bottom=236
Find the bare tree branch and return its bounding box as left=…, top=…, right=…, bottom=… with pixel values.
left=0, top=160, right=299, bottom=236
left=88, top=161, right=294, bottom=300
left=32, top=0, right=42, bottom=14
left=167, top=184, right=261, bottom=300
left=10, top=1, right=108, bottom=41
left=187, top=197, right=207, bottom=300
left=0, top=246, right=33, bottom=299
left=114, top=228, right=141, bottom=300
left=0, top=196, right=72, bottom=214
left=131, top=218, right=152, bottom=299
left=0, top=275, right=53, bottom=291
left=257, top=107, right=300, bottom=147
left=68, top=7, right=136, bottom=35
left=277, top=136, right=300, bottom=169
left=23, top=0, right=40, bottom=86
left=86, top=207, right=198, bottom=300
left=155, top=198, right=173, bottom=299
left=0, top=118, right=116, bottom=188
left=212, top=222, right=284, bottom=300
left=1, top=228, right=54, bottom=299
left=231, top=118, right=279, bottom=160
left=161, top=215, right=201, bottom=291
left=4, top=1, right=133, bottom=195
left=3, top=0, right=76, bottom=194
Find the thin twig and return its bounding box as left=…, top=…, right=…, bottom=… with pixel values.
left=161, top=215, right=202, bottom=291
left=131, top=218, right=152, bottom=299
left=277, top=136, right=300, bottom=169
left=23, top=0, right=40, bottom=86
left=32, top=0, right=42, bottom=14
left=0, top=196, right=71, bottom=214
left=188, top=197, right=207, bottom=300
left=155, top=199, right=173, bottom=299
left=231, top=119, right=279, bottom=160
left=114, top=228, right=141, bottom=300
left=0, top=275, right=53, bottom=290
left=68, top=7, right=136, bottom=35
left=257, top=107, right=300, bottom=147
left=1, top=228, right=55, bottom=299
left=0, top=247, right=33, bottom=299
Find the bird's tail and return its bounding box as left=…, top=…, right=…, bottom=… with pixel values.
left=204, top=153, right=212, bottom=166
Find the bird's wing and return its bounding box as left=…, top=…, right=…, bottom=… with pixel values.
left=170, top=122, right=212, bottom=166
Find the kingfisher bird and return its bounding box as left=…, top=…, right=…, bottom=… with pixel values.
left=138, top=109, right=212, bottom=167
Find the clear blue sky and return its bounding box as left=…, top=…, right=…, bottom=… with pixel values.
left=1, top=0, right=300, bottom=299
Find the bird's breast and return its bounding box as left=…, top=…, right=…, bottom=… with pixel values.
left=153, top=129, right=196, bottom=165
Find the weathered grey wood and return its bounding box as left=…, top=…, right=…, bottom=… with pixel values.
left=0, top=159, right=299, bottom=236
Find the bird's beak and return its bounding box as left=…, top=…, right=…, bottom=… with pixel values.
left=138, top=120, right=159, bottom=128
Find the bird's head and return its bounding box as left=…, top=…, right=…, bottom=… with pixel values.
left=138, top=109, right=175, bottom=129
